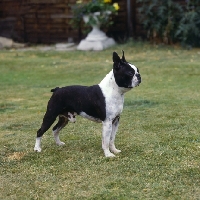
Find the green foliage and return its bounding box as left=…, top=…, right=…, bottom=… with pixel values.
left=137, top=0, right=200, bottom=47
left=70, top=0, right=119, bottom=28
left=175, top=0, right=200, bottom=47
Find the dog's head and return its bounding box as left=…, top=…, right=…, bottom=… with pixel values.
left=113, top=51, right=141, bottom=89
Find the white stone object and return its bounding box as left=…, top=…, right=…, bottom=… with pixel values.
left=0, top=36, right=25, bottom=49
left=77, top=12, right=116, bottom=51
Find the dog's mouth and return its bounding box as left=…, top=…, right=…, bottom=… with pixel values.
left=128, top=82, right=141, bottom=88
left=136, top=74, right=141, bottom=85
left=137, top=81, right=141, bottom=86
left=137, top=78, right=141, bottom=86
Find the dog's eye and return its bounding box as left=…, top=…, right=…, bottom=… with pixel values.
left=126, top=71, right=134, bottom=77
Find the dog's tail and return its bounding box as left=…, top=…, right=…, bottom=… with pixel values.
left=51, top=87, right=59, bottom=93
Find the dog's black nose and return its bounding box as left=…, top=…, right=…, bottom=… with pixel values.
left=136, top=73, right=141, bottom=83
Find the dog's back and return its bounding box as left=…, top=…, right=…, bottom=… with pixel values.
left=49, top=85, right=106, bottom=121
left=51, top=87, right=60, bottom=93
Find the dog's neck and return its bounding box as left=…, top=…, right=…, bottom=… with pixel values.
left=99, top=70, right=131, bottom=95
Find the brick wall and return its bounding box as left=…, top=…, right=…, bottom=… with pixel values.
left=0, top=0, right=131, bottom=44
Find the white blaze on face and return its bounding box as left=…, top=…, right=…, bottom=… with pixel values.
left=129, top=63, right=140, bottom=87
left=129, top=63, right=139, bottom=73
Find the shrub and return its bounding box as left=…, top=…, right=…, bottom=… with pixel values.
left=70, top=0, right=119, bottom=28
left=137, top=0, right=200, bottom=47
left=175, top=0, right=200, bottom=47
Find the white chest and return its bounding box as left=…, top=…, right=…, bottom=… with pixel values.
left=99, top=70, right=126, bottom=120
left=105, top=93, right=124, bottom=118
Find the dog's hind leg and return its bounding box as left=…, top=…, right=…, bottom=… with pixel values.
left=52, top=115, right=68, bottom=146
left=34, top=110, right=58, bottom=152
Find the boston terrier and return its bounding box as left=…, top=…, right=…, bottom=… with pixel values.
left=34, top=51, right=141, bottom=157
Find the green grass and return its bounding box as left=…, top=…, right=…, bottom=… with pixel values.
left=0, top=42, right=200, bottom=199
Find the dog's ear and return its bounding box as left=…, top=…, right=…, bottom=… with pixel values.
left=121, top=50, right=127, bottom=62
left=113, top=52, right=121, bottom=63
left=113, top=52, right=121, bottom=70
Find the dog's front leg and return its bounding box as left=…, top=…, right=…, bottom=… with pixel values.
left=102, top=120, right=115, bottom=157
left=110, top=116, right=121, bottom=154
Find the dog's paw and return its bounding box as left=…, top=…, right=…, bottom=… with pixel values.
left=111, top=148, right=121, bottom=154
left=104, top=151, right=116, bottom=158
left=106, top=153, right=116, bottom=157
left=56, top=141, right=65, bottom=146
left=34, top=146, right=41, bottom=152
left=110, top=145, right=121, bottom=154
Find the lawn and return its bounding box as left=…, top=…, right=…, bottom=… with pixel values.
left=0, top=42, right=200, bottom=199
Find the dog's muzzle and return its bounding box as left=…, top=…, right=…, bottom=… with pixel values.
left=136, top=73, right=141, bottom=85
left=128, top=73, right=141, bottom=88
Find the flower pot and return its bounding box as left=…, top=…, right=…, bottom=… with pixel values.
left=83, top=12, right=111, bottom=41
left=77, top=11, right=116, bottom=51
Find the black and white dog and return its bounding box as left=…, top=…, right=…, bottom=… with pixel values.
left=34, top=51, right=141, bottom=157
